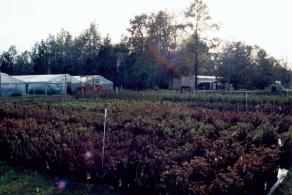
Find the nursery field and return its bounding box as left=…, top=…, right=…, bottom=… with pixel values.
left=0, top=93, right=291, bottom=194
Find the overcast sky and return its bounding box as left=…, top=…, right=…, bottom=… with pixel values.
left=0, top=0, right=291, bottom=65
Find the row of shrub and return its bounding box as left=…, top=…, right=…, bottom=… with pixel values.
left=109, top=90, right=292, bottom=114
left=0, top=97, right=291, bottom=194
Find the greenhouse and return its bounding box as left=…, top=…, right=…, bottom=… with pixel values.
left=12, top=74, right=81, bottom=95
left=0, top=73, right=26, bottom=97
left=74, top=75, right=113, bottom=89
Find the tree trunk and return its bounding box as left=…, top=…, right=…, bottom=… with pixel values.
left=194, top=48, right=198, bottom=90
left=194, top=30, right=199, bottom=91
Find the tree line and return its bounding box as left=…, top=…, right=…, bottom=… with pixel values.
left=0, top=0, right=291, bottom=90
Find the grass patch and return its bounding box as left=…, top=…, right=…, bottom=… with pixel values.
left=0, top=161, right=119, bottom=195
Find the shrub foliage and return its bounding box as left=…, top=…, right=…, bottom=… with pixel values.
left=0, top=96, right=291, bottom=194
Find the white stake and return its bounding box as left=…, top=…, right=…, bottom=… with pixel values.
left=245, top=91, right=248, bottom=112
left=102, top=108, right=107, bottom=169
left=115, top=87, right=118, bottom=95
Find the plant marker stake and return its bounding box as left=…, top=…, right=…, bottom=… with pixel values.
left=102, top=108, right=107, bottom=169
left=245, top=91, right=248, bottom=112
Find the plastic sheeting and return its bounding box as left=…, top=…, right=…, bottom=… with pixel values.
left=74, top=75, right=113, bottom=89
left=12, top=74, right=81, bottom=95
left=13, top=74, right=80, bottom=84
left=0, top=73, right=26, bottom=96
left=1, top=73, right=113, bottom=96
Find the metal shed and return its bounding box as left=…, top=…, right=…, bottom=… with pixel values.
left=0, top=73, right=26, bottom=97
left=12, top=74, right=81, bottom=95
left=172, top=75, right=218, bottom=90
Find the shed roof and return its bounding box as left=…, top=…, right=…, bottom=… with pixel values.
left=196, top=75, right=217, bottom=83
left=197, top=76, right=217, bottom=79
left=198, top=76, right=217, bottom=83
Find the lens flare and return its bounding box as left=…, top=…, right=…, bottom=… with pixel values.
left=57, top=180, right=67, bottom=190
left=145, top=43, right=175, bottom=72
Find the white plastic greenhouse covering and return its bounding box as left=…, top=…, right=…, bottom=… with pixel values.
left=12, top=74, right=81, bottom=95
left=73, top=75, right=113, bottom=89
left=0, top=73, right=26, bottom=96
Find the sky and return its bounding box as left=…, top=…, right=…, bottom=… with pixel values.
left=0, top=0, right=291, bottom=66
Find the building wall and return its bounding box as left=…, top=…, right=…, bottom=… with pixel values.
left=171, top=76, right=218, bottom=90
left=172, top=78, right=181, bottom=90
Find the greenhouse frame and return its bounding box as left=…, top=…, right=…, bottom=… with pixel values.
left=12, top=74, right=81, bottom=95
left=0, top=73, right=26, bottom=97
left=73, top=75, right=113, bottom=89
